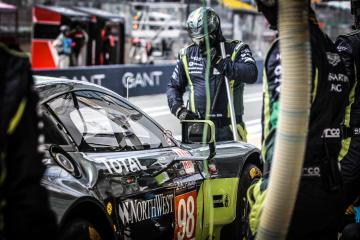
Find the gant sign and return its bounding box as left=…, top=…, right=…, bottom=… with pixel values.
left=122, top=71, right=163, bottom=89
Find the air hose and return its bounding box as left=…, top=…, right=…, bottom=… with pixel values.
left=256, top=0, right=311, bottom=239
left=201, top=1, right=214, bottom=238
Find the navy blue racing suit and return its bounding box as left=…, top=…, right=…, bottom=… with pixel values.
left=336, top=30, right=360, bottom=208
left=167, top=40, right=258, bottom=141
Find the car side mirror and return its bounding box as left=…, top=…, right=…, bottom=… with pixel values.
left=181, top=120, right=216, bottom=159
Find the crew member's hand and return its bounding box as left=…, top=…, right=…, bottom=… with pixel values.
left=210, top=48, right=220, bottom=65
left=214, top=56, right=231, bottom=74
left=177, top=107, right=198, bottom=121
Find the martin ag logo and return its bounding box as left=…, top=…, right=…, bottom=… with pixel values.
left=321, top=128, right=340, bottom=138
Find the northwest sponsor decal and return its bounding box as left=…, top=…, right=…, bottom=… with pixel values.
left=122, top=71, right=163, bottom=89
left=172, top=149, right=195, bottom=174
left=118, top=192, right=174, bottom=225
left=174, top=190, right=197, bottom=240
left=93, top=157, right=147, bottom=174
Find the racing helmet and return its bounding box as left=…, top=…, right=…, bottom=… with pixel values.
left=186, top=7, right=223, bottom=49
left=351, top=0, right=360, bottom=28
left=255, top=0, right=314, bottom=29
left=60, top=25, right=69, bottom=33
left=254, top=0, right=278, bottom=29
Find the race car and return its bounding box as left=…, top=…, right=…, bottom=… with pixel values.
left=35, top=76, right=262, bottom=240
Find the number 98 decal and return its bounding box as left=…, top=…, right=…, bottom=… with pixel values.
left=174, top=190, right=197, bottom=240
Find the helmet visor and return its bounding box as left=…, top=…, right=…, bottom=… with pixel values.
left=191, top=32, right=217, bottom=49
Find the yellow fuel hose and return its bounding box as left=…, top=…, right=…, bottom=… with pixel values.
left=256, top=0, right=311, bottom=239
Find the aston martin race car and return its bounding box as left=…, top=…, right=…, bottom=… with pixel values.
left=35, top=76, right=262, bottom=240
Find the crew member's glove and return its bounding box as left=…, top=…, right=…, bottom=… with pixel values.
left=214, top=56, right=231, bottom=74
left=210, top=48, right=219, bottom=64
left=176, top=107, right=198, bottom=121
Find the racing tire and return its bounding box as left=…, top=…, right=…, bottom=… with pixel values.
left=60, top=218, right=103, bottom=240
left=220, top=163, right=261, bottom=240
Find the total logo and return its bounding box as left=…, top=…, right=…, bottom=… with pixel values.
left=321, top=128, right=340, bottom=138
left=94, top=157, right=147, bottom=174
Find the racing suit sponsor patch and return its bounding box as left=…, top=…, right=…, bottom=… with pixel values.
left=321, top=128, right=341, bottom=138
left=328, top=73, right=349, bottom=92
left=326, top=52, right=341, bottom=66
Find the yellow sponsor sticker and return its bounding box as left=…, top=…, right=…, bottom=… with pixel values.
left=106, top=202, right=113, bottom=216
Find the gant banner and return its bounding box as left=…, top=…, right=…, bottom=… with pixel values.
left=34, top=61, right=263, bottom=97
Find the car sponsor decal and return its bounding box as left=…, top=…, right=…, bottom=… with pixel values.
left=94, top=157, right=147, bottom=174
left=172, top=149, right=195, bottom=174
left=174, top=190, right=197, bottom=240
left=155, top=171, right=170, bottom=185
left=213, top=194, right=229, bottom=208
left=106, top=202, right=113, bottom=216
left=118, top=192, right=174, bottom=225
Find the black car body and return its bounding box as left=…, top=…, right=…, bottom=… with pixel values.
left=35, top=77, right=261, bottom=240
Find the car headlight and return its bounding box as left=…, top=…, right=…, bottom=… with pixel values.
left=50, top=145, right=81, bottom=178
left=55, top=153, right=75, bottom=173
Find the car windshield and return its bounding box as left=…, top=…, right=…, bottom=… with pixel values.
left=46, top=90, right=175, bottom=152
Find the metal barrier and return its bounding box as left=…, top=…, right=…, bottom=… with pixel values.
left=34, top=61, right=263, bottom=97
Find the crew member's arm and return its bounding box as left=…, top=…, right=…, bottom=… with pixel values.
left=4, top=63, right=58, bottom=238
left=247, top=42, right=281, bottom=237
left=166, top=53, right=188, bottom=117
left=262, top=42, right=281, bottom=166
left=335, top=37, right=354, bottom=81
left=216, top=43, right=258, bottom=84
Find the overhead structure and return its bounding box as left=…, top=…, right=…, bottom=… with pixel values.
left=219, top=0, right=258, bottom=13
left=0, top=2, right=18, bottom=42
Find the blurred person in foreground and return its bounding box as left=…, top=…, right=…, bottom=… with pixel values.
left=246, top=1, right=349, bottom=239
left=0, top=41, right=58, bottom=239
left=166, top=7, right=258, bottom=142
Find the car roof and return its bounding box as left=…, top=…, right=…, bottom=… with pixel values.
left=34, top=75, right=119, bottom=102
